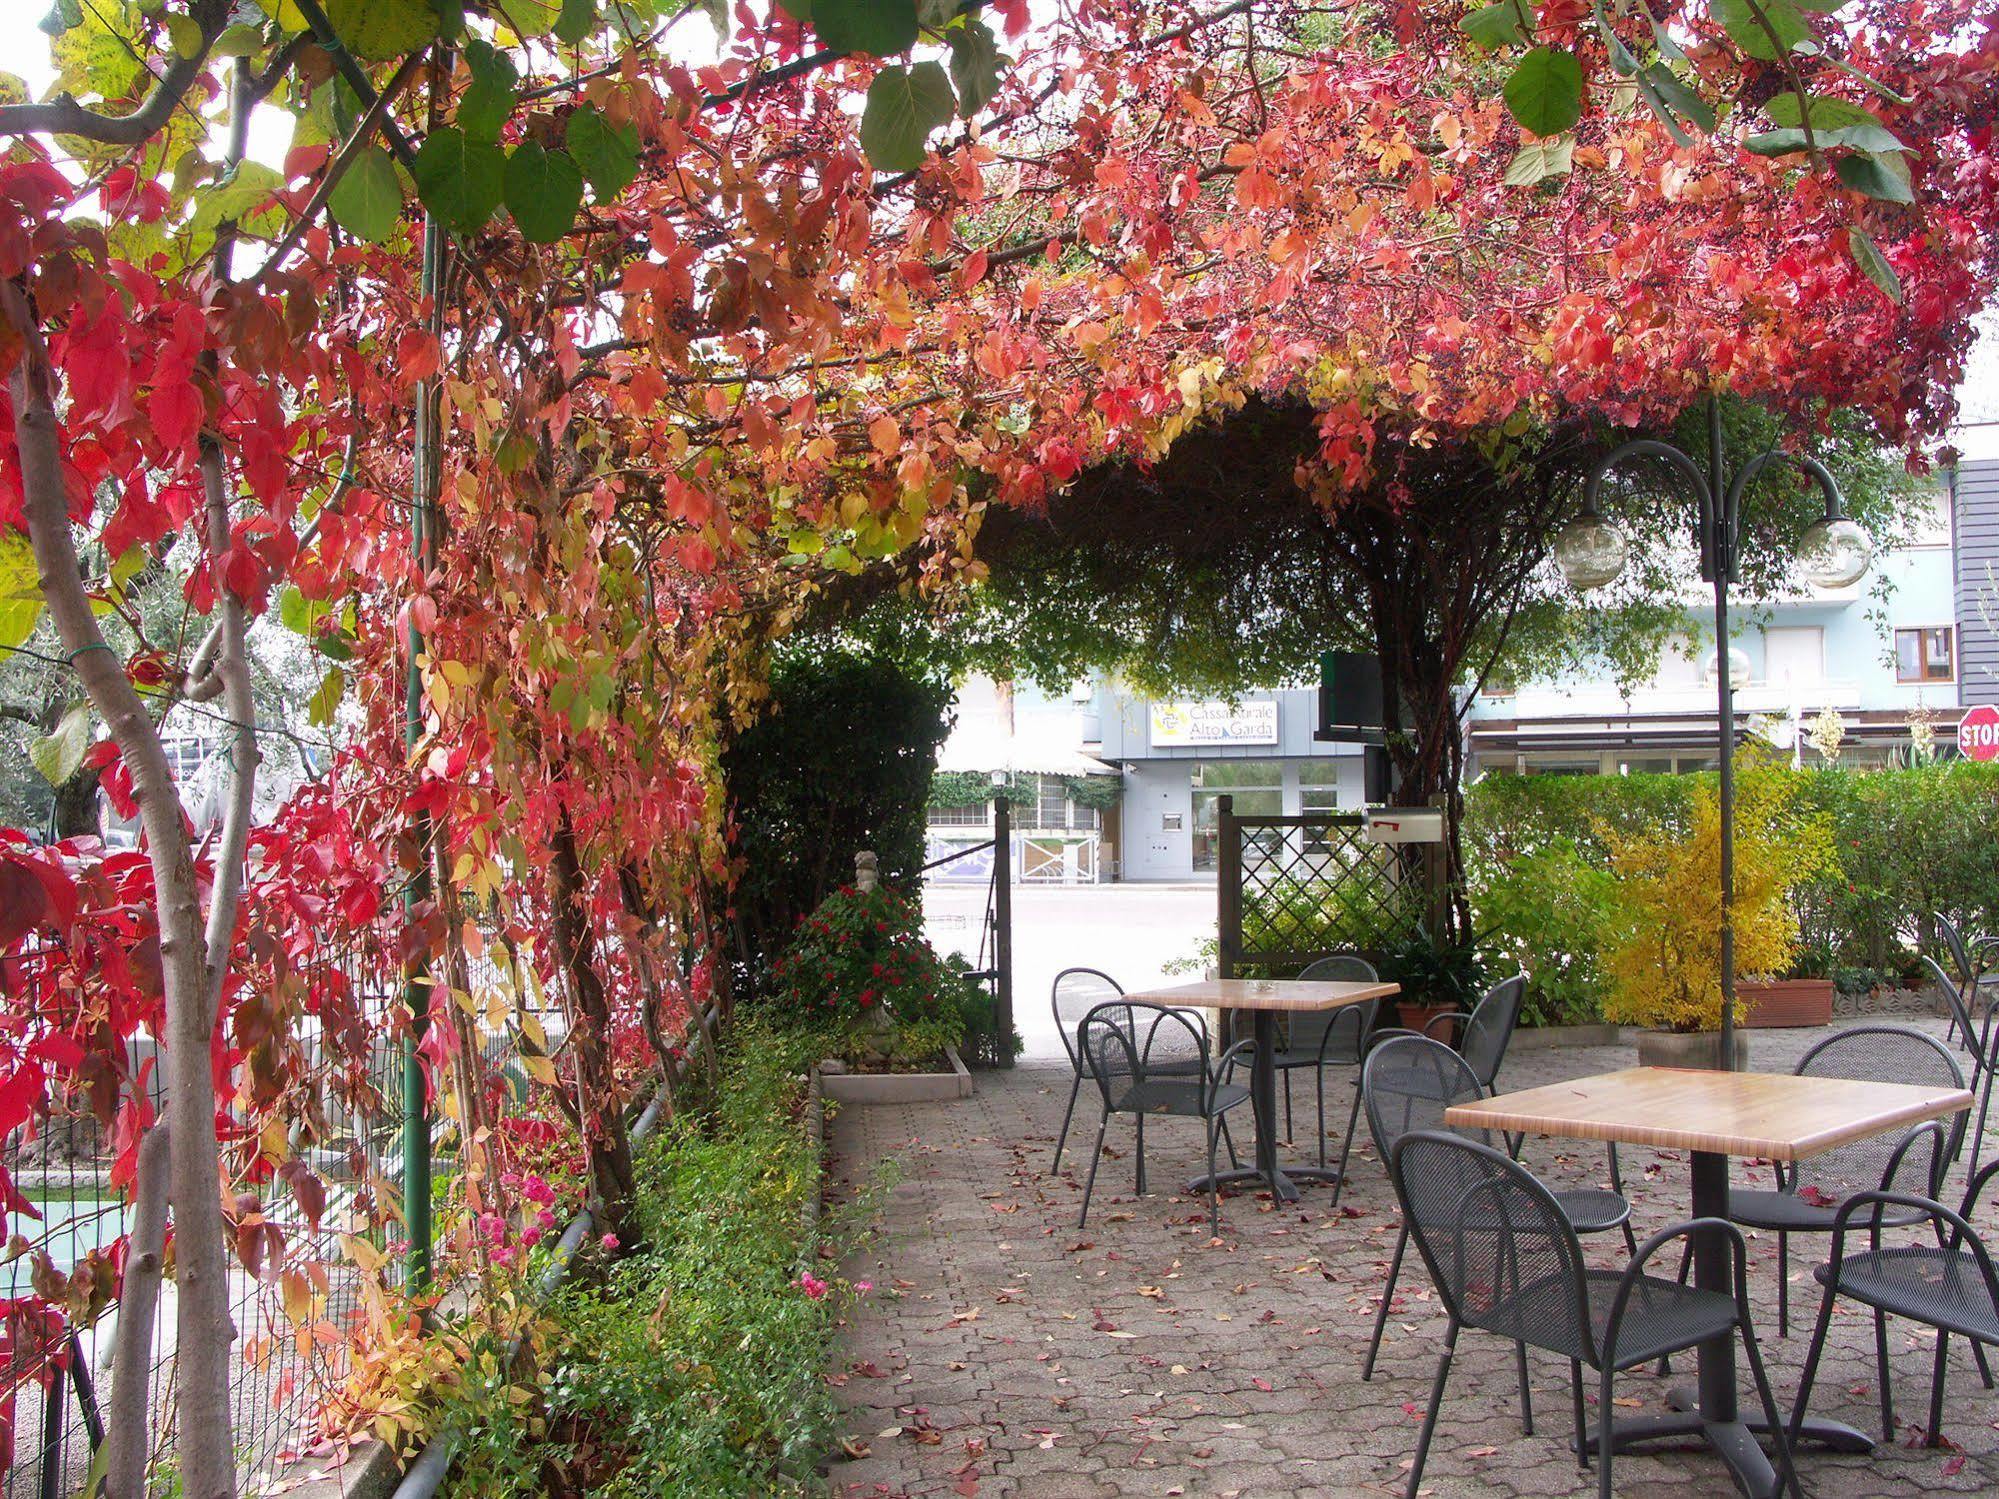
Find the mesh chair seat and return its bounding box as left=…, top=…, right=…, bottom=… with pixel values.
left=1480, top=1270, right=1740, bottom=1370
left=1552, top=1187, right=1632, bottom=1236
left=1813, top=1247, right=1999, bottom=1344
left=1113, top=1077, right=1251, bottom=1118
left=1726, top=1186, right=1929, bottom=1234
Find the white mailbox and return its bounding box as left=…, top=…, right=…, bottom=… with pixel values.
left=1361, top=807, right=1445, bottom=844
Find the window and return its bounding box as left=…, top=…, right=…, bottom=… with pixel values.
left=1524, top=758, right=1600, bottom=777
left=1763, top=627, right=1824, bottom=689
left=928, top=803, right=986, bottom=828
left=1036, top=774, right=1069, bottom=829
left=1894, top=627, right=1954, bottom=683
left=1298, top=757, right=1343, bottom=815
left=1189, top=760, right=1282, bottom=870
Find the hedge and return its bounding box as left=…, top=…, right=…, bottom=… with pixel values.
left=1464, top=761, right=1999, bottom=1024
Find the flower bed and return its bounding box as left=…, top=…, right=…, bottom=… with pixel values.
left=438, top=1026, right=871, bottom=1497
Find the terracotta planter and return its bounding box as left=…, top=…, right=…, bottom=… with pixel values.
left=1396, top=1001, right=1457, bottom=1035
left=1636, top=1029, right=1750, bottom=1070
left=1737, top=978, right=1835, bottom=1029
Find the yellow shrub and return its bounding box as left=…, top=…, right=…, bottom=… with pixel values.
left=1599, top=757, right=1836, bottom=1033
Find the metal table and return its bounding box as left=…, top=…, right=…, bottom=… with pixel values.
left=1125, top=977, right=1399, bottom=1204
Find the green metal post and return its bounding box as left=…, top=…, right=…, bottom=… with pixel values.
left=402, top=212, right=444, bottom=1288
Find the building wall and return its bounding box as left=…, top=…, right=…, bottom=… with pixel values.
left=1955, top=456, right=1999, bottom=707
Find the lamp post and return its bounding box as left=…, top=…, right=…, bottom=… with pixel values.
left=1554, top=399, right=1872, bottom=1068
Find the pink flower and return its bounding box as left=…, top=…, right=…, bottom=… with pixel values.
left=536, top=1208, right=556, bottom=1229
left=521, top=1226, right=542, bottom=1248
left=797, top=1271, right=829, bottom=1300
left=478, top=1212, right=507, bottom=1246
left=499, top=1171, right=523, bottom=1191
left=524, top=1175, right=556, bottom=1207
left=854, top=1280, right=873, bottom=1294
left=601, top=1232, right=621, bottom=1253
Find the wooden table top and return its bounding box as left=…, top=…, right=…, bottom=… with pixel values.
left=1446, top=1067, right=1974, bottom=1162
left=1123, top=978, right=1400, bottom=1014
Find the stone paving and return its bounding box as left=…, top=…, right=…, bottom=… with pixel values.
left=825, top=1019, right=1999, bottom=1498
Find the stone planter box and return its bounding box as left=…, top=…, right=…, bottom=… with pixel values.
left=1510, top=1023, right=1623, bottom=1052
left=818, top=1045, right=972, bottom=1104
left=1738, top=978, right=1835, bottom=1028
left=1636, top=1029, right=1750, bottom=1070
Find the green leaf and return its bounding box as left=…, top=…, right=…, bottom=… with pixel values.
left=1592, top=3, right=1640, bottom=75
left=1503, top=136, right=1575, bottom=187
left=1460, top=3, right=1530, bottom=48
left=555, top=0, right=597, bottom=44
left=212, top=22, right=265, bottom=57
left=947, top=20, right=1004, bottom=117
left=30, top=702, right=93, bottom=788
left=164, top=13, right=206, bottom=58
left=1632, top=68, right=1693, bottom=145
left=860, top=61, right=956, bottom=172
left=775, top=0, right=812, bottom=18
left=1503, top=48, right=1584, bottom=138
left=458, top=39, right=518, bottom=143
left=505, top=142, right=585, bottom=243
left=412, top=126, right=505, bottom=233
left=279, top=585, right=331, bottom=636
left=307, top=667, right=345, bottom=728
left=1744, top=128, right=1811, bottom=157
left=1643, top=63, right=1715, bottom=135
left=1847, top=225, right=1901, bottom=301
left=566, top=106, right=640, bottom=199
left=39, top=0, right=83, bottom=37
left=1835, top=150, right=1913, bottom=204
left=190, top=161, right=283, bottom=235
left=1760, top=94, right=1906, bottom=154
left=0, top=531, right=45, bottom=653
left=1710, top=0, right=1812, bottom=62
left=323, top=0, right=437, bottom=62
left=815, top=0, right=918, bottom=56
left=328, top=144, right=403, bottom=242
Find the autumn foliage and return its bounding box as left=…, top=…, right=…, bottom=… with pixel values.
left=0, top=0, right=1995, bottom=1486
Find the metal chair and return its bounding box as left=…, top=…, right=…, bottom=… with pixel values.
left=1075, top=1001, right=1255, bottom=1235
left=1261, top=954, right=1381, bottom=1196
left=1919, top=955, right=1998, bottom=1179
left=1933, top=911, right=1999, bottom=1049
left=1390, top=1130, right=1799, bottom=1499
left=1430, top=971, right=1527, bottom=1090
left=1360, top=1035, right=1636, bottom=1422
left=1696, top=1025, right=1964, bottom=1337
left=1050, top=967, right=1123, bottom=1174
left=1791, top=1159, right=1999, bottom=1448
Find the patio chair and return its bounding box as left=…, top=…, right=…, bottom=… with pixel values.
left=1918, top=955, right=1998, bottom=1180
left=1074, top=1001, right=1255, bottom=1235
left=1390, top=1130, right=1799, bottom=1499
left=1051, top=969, right=1232, bottom=1176
left=1932, top=911, right=1999, bottom=1049
left=1261, top=953, right=1381, bottom=1196
left=1790, top=1159, right=1999, bottom=1448
left=1051, top=968, right=1123, bottom=1174
left=1685, top=1025, right=1965, bottom=1337
left=1359, top=1035, right=1636, bottom=1432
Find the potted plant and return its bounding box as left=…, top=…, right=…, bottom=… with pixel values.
left=1740, top=937, right=1836, bottom=1028
left=1381, top=926, right=1487, bottom=1035
left=1598, top=757, right=1834, bottom=1068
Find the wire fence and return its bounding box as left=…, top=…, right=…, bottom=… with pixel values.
left=1, top=919, right=586, bottom=1499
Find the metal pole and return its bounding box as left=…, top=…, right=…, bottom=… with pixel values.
left=992, top=794, right=1014, bottom=1068
left=1709, top=397, right=1739, bottom=1069
left=402, top=211, right=444, bottom=1287
left=1216, top=794, right=1241, bottom=981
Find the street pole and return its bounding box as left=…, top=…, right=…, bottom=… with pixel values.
left=1706, top=398, right=1739, bottom=1070
left=402, top=210, right=444, bottom=1288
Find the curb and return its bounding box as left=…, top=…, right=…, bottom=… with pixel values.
left=818, top=1045, right=973, bottom=1104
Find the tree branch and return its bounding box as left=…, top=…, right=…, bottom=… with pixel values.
left=0, top=0, right=231, bottom=145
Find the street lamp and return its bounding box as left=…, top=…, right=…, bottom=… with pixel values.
left=1552, top=399, right=1872, bottom=1068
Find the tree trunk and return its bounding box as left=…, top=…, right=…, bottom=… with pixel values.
left=547, top=810, right=638, bottom=1244
left=8, top=303, right=240, bottom=1499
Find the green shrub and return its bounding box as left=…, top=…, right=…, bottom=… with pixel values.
left=1476, top=837, right=1618, bottom=1027
left=445, top=1026, right=856, bottom=1498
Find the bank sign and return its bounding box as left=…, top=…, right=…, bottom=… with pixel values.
left=1149, top=700, right=1280, bottom=747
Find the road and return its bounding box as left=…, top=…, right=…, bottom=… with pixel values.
left=922, top=881, right=1217, bottom=1060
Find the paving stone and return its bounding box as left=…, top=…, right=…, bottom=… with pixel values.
left=825, top=1019, right=1999, bottom=1497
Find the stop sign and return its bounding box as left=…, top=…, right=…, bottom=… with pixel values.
left=1960, top=705, right=1999, bottom=762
